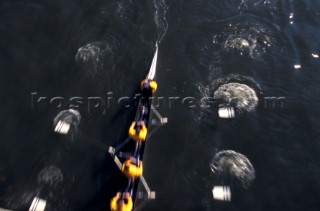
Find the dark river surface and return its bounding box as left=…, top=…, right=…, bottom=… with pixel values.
left=1, top=0, right=320, bottom=210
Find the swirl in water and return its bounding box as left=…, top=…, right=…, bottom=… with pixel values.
left=214, top=82, right=258, bottom=113
left=37, top=166, right=63, bottom=188
left=213, top=20, right=274, bottom=60
left=210, top=150, right=255, bottom=189
left=75, top=37, right=123, bottom=76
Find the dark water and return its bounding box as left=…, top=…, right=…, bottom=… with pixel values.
left=1, top=0, right=320, bottom=210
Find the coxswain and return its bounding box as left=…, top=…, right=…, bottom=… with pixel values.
left=141, top=79, right=157, bottom=93
left=110, top=192, right=133, bottom=211
left=128, top=121, right=147, bottom=141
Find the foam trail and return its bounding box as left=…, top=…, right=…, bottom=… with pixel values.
left=153, top=0, right=168, bottom=43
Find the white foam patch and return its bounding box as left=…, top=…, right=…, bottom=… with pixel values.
left=76, top=42, right=105, bottom=63
left=213, top=82, right=258, bottom=113
left=210, top=150, right=255, bottom=189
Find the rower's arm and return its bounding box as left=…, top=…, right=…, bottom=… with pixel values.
left=128, top=122, right=136, bottom=136
left=110, top=195, right=119, bottom=211
left=140, top=124, right=148, bottom=141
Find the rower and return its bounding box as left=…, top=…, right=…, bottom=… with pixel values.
left=110, top=192, right=133, bottom=211
left=141, top=79, right=157, bottom=93
left=128, top=121, right=147, bottom=141
left=122, top=156, right=143, bottom=179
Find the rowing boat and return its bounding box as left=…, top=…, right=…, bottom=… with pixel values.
left=108, top=43, right=167, bottom=211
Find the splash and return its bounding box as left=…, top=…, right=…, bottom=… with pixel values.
left=193, top=74, right=261, bottom=122
left=153, top=0, right=168, bottom=43
left=210, top=150, right=255, bottom=189
left=213, top=82, right=258, bottom=113
left=37, top=166, right=63, bottom=187
left=53, top=109, right=81, bottom=127
left=53, top=109, right=81, bottom=140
